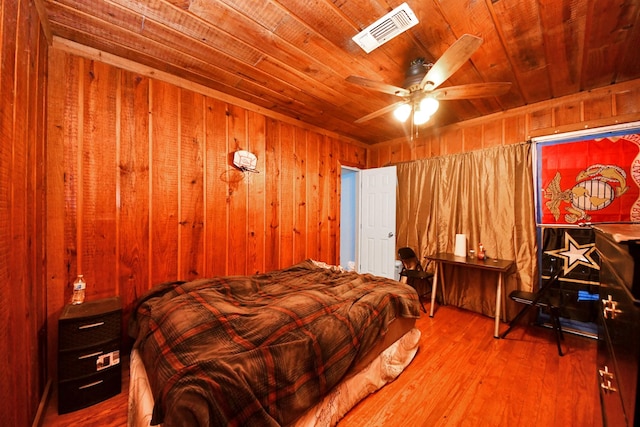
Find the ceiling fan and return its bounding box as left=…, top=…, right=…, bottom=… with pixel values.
left=347, top=34, right=512, bottom=125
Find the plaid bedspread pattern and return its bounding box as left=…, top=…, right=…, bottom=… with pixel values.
left=129, top=260, right=420, bottom=426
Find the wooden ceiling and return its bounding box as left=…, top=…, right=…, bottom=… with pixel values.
left=41, top=0, right=640, bottom=144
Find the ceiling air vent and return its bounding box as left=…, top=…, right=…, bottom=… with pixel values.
left=352, top=3, right=419, bottom=53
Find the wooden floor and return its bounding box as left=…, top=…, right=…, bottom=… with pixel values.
left=41, top=304, right=602, bottom=426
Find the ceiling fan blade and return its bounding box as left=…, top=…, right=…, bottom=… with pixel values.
left=346, top=75, right=410, bottom=97
left=430, top=82, right=512, bottom=100
left=419, top=34, right=483, bottom=91
left=354, top=101, right=407, bottom=123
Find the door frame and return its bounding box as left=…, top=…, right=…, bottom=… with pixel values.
left=340, top=165, right=360, bottom=271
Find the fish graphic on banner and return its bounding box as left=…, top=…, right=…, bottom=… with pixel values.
left=540, top=134, right=640, bottom=224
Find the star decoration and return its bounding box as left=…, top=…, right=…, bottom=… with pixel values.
left=545, top=232, right=599, bottom=275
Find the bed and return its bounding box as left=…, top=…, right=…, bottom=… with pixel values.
left=128, top=259, right=422, bottom=426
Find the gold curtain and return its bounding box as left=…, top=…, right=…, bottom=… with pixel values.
left=396, top=142, right=537, bottom=321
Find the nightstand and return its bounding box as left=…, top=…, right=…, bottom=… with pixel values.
left=58, top=296, right=122, bottom=414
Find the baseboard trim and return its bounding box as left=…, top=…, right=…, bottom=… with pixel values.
left=32, top=378, right=52, bottom=427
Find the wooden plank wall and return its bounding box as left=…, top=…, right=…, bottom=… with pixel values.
left=0, top=0, right=48, bottom=425
left=45, top=49, right=368, bottom=375
left=369, top=80, right=640, bottom=166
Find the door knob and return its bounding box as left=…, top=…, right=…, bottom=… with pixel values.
left=388, top=232, right=394, bottom=238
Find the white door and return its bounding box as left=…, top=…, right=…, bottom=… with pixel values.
left=358, top=166, right=397, bottom=278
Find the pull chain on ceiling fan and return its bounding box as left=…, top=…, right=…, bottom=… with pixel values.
left=347, top=34, right=512, bottom=126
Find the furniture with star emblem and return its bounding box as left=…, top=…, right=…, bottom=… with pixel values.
left=593, top=225, right=639, bottom=427
left=540, top=227, right=601, bottom=328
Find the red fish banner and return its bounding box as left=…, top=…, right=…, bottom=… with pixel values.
left=538, top=132, right=640, bottom=225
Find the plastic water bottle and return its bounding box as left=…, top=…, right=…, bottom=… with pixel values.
left=71, top=274, right=86, bottom=305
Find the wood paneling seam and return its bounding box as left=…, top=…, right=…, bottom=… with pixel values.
left=77, top=59, right=84, bottom=274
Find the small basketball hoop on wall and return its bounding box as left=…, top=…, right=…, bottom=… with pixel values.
left=233, top=150, right=259, bottom=173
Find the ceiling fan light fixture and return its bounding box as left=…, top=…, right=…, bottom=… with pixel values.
left=393, top=103, right=412, bottom=122
left=419, top=97, right=439, bottom=116
left=413, top=109, right=430, bottom=125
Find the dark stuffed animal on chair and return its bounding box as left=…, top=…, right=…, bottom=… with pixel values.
left=397, top=247, right=434, bottom=313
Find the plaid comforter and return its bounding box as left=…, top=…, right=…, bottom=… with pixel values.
left=129, top=260, right=420, bottom=426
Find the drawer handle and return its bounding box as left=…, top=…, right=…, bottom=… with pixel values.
left=78, top=351, right=103, bottom=360
left=602, top=295, right=622, bottom=320
left=599, top=366, right=618, bottom=393
left=78, top=321, right=105, bottom=330
left=601, top=380, right=617, bottom=393
left=79, top=380, right=103, bottom=390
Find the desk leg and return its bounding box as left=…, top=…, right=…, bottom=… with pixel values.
left=429, top=261, right=439, bottom=317
left=494, top=272, right=503, bottom=338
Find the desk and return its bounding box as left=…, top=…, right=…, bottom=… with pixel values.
left=426, top=252, right=514, bottom=338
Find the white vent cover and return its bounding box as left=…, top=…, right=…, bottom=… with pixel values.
left=352, top=3, right=419, bottom=53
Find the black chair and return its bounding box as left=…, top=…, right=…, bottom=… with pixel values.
left=398, top=247, right=434, bottom=313
left=500, top=268, right=565, bottom=356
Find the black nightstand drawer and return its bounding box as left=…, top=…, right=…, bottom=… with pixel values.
left=58, top=339, right=121, bottom=381
left=58, top=367, right=121, bottom=414
left=59, top=310, right=121, bottom=350
left=58, top=296, right=122, bottom=413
